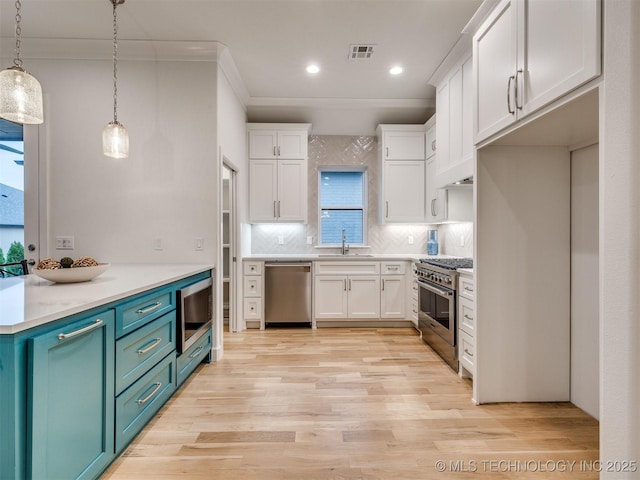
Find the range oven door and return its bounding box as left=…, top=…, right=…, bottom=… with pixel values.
left=417, top=279, right=455, bottom=346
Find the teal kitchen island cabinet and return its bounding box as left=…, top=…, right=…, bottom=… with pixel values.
left=28, top=310, right=115, bottom=480
left=0, top=264, right=213, bottom=480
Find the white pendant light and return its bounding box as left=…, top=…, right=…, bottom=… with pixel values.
left=0, top=0, right=44, bottom=125
left=103, top=0, right=129, bottom=159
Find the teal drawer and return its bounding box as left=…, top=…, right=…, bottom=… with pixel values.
left=115, top=353, right=176, bottom=453
left=115, top=311, right=176, bottom=395
left=115, top=287, right=175, bottom=338
left=177, top=327, right=212, bottom=387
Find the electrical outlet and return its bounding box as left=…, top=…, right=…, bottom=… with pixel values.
left=153, top=237, right=163, bottom=251
left=306, top=236, right=313, bottom=245
left=408, top=235, right=414, bottom=245
left=278, top=235, right=284, bottom=245
left=55, top=236, right=74, bottom=250
left=460, top=235, right=465, bottom=247
left=195, top=238, right=204, bottom=251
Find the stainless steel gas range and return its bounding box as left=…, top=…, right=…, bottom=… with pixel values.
left=413, top=257, right=473, bottom=372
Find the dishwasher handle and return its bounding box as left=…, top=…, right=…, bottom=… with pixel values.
left=265, top=262, right=312, bottom=272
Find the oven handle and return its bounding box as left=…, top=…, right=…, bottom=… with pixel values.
left=417, top=279, right=454, bottom=298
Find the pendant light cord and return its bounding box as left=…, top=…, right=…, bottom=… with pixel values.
left=13, top=0, right=23, bottom=68
left=112, top=0, right=118, bottom=123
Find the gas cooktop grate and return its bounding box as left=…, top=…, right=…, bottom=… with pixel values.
left=418, top=257, right=473, bottom=270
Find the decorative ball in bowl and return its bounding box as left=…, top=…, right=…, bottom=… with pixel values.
left=33, top=257, right=110, bottom=283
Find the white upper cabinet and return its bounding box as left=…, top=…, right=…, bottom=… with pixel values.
left=434, top=52, right=474, bottom=188
left=248, top=130, right=278, bottom=159
left=249, top=160, right=279, bottom=222
left=473, top=0, right=601, bottom=143
left=382, top=130, right=426, bottom=160
left=383, top=161, right=426, bottom=223
left=425, top=121, right=437, bottom=160
left=377, top=125, right=426, bottom=224
left=248, top=128, right=309, bottom=159
left=247, top=123, right=311, bottom=223
left=426, top=157, right=447, bottom=223
left=276, top=159, right=307, bottom=222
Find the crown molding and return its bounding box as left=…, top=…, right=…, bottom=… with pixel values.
left=247, top=96, right=434, bottom=110
left=0, top=38, right=222, bottom=62
left=217, top=45, right=250, bottom=108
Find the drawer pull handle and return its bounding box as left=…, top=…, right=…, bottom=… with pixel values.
left=464, top=286, right=474, bottom=292
left=189, top=345, right=205, bottom=359
left=137, top=337, right=162, bottom=355
left=464, top=348, right=474, bottom=358
left=58, top=319, right=103, bottom=341
left=137, top=382, right=162, bottom=405
left=137, top=302, right=162, bottom=315
left=464, top=314, right=474, bottom=321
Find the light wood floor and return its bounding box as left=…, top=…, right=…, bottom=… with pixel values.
left=103, top=328, right=599, bottom=479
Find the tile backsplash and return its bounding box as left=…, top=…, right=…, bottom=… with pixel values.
left=250, top=135, right=473, bottom=257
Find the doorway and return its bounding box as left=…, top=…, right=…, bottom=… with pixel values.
left=222, top=160, right=239, bottom=332
left=0, top=119, right=41, bottom=271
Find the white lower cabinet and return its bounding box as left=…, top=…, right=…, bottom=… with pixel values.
left=380, top=275, right=405, bottom=318
left=313, top=276, right=349, bottom=318
left=457, top=270, right=475, bottom=379
left=314, top=262, right=382, bottom=321
left=410, top=278, right=419, bottom=326
left=243, top=260, right=264, bottom=328
left=314, top=275, right=380, bottom=319
left=380, top=261, right=407, bottom=319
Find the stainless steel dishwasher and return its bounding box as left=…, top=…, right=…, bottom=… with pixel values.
left=264, top=262, right=312, bottom=326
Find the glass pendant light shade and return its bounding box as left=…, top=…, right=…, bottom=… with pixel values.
left=0, top=0, right=45, bottom=126
left=0, top=66, right=43, bottom=124
left=102, top=121, right=129, bottom=158
left=103, top=0, right=128, bottom=159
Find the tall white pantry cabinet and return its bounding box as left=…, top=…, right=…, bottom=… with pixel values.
left=248, top=124, right=312, bottom=223
left=376, top=125, right=426, bottom=223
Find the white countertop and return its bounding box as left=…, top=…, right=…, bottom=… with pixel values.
left=0, top=264, right=213, bottom=334
left=244, top=253, right=456, bottom=261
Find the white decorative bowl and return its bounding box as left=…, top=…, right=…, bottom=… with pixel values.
left=33, top=263, right=110, bottom=283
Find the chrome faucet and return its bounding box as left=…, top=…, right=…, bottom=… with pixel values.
left=341, top=229, right=349, bottom=255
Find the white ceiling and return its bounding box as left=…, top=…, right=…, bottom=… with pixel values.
left=0, top=0, right=483, bottom=135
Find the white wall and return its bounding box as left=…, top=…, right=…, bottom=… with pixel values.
left=29, top=57, right=218, bottom=264
left=476, top=146, right=571, bottom=403
left=216, top=58, right=248, bottom=339
left=600, top=1, right=640, bottom=474
left=570, top=144, right=599, bottom=419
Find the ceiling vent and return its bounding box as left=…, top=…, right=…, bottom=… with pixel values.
left=349, top=44, right=375, bottom=60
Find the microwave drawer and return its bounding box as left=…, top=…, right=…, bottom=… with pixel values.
left=116, top=287, right=175, bottom=339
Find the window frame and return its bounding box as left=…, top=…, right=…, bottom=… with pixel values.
left=317, top=166, right=368, bottom=246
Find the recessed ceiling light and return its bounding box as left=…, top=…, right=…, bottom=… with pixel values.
left=389, top=66, right=403, bottom=75
left=306, top=64, right=320, bottom=74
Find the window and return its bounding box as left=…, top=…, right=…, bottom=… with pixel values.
left=318, top=169, right=367, bottom=245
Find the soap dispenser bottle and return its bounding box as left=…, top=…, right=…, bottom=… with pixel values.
left=427, top=229, right=439, bottom=255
